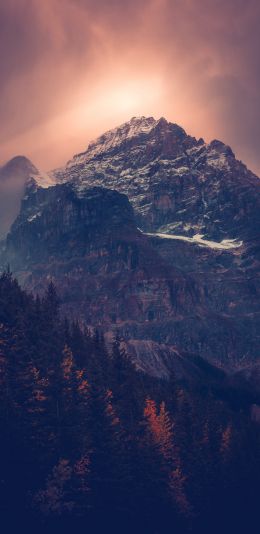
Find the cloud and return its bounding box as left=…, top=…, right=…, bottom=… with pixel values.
left=0, top=0, right=260, bottom=174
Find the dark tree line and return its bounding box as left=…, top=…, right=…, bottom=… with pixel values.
left=0, top=271, right=259, bottom=533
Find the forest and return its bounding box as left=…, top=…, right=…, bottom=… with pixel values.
left=0, top=271, right=259, bottom=533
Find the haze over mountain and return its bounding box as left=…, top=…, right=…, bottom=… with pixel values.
left=1, top=1, right=260, bottom=175
left=1, top=116, right=259, bottom=382
left=0, top=156, right=52, bottom=240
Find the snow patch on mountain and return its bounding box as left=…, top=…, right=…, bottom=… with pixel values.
left=34, top=171, right=55, bottom=188
left=27, top=211, right=42, bottom=223
left=144, top=231, right=243, bottom=250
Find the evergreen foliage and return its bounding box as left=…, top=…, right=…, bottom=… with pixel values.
left=0, top=271, right=259, bottom=533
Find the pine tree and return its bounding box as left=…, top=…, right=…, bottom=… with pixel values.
left=144, top=397, right=191, bottom=517
left=220, top=423, right=233, bottom=463
left=0, top=323, right=9, bottom=423
left=60, top=345, right=80, bottom=458
left=34, top=458, right=74, bottom=517
left=110, top=334, right=140, bottom=430
left=43, top=281, right=60, bottom=322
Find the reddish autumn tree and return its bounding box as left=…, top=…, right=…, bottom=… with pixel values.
left=144, top=397, right=191, bottom=517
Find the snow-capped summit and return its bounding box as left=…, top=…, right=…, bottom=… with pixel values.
left=52, top=116, right=260, bottom=243
left=67, top=116, right=162, bottom=166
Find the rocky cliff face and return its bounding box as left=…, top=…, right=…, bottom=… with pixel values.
left=5, top=183, right=201, bottom=314
left=2, top=117, right=260, bottom=376
left=2, top=187, right=259, bottom=375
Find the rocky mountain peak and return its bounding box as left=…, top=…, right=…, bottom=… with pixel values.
left=0, top=155, right=54, bottom=189
left=67, top=115, right=193, bottom=167
left=0, top=155, right=37, bottom=182
left=1, top=115, right=260, bottom=378
left=205, top=139, right=235, bottom=168
left=66, top=116, right=161, bottom=166
left=52, top=116, right=260, bottom=243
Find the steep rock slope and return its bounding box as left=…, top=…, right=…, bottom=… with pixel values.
left=5, top=183, right=200, bottom=321
left=50, top=116, right=260, bottom=370
left=2, top=180, right=259, bottom=374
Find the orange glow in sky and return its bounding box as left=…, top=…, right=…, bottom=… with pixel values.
left=1, top=0, right=260, bottom=174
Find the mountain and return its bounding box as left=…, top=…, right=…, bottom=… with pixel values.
left=4, top=183, right=206, bottom=377
left=1, top=117, right=260, bottom=377
left=53, top=116, right=260, bottom=243
left=0, top=156, right=53, bottom=240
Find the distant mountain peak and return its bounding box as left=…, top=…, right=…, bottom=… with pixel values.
left=0, top=155, right=54, bottom=188
left=0, top=155, right=37, bottom=178
left=0, top=155, right=54, bottom=239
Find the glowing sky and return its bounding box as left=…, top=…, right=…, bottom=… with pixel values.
left=1, top=0, right=260, bottom=174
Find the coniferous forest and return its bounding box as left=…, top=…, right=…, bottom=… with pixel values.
left=0, top=271, right=259, bottom=534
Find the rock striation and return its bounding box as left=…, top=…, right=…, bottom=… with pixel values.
left=1, top=116, right=260, bottom=376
